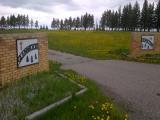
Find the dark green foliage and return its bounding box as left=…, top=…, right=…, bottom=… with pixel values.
left=141, top=0, right=149, bottom=32
left=51, top=13, right=94, bottom=30
left=0, top=14, right=40, bottom=30
left=99, top=0, right=159, bottom=32
left=156, top=0, right=160, bottom=32
left=132, top=1, right=140, bottom=31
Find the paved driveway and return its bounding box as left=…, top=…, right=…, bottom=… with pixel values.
left=49, top=50, right=160, bottom=120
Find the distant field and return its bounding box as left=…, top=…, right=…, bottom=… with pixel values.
left=48, top=31, right=131, bottom=59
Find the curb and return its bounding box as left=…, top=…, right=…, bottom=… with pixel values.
left=26, top=71, right=87, bottom=120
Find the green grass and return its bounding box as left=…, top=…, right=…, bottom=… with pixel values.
left=0, top=61, right=127, bottom=120
left=48, top=31, right=160, bottom=63
left=0, top=62, right=80, bottom=120
left=48, top=31, right=131, bottom=60
left=0, top=29, right=47, bottom=34
left=37, top=69, right=127, bottom=120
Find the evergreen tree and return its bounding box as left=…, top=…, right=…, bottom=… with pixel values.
left=10, top=15, right=16, bottom=28
left=40, top=25, right=43, bottom=29
left=22, top=15, right=26, bottom=28
left=147, top=3, right=155, bottom=31
left=82, top=13, right=88, bottom=30
left=89, top=15, right=94, bottom=29
left=141, top=0, right=149, bottom=32
left=60, top=20, right=64, bottom=30
left=25, top=15, right=29, bottom=28
left=45, top=25, right=48, bottom=30
left=82, top=13, right=94, bottom=30
left=51, top=18, right=57, bottom=29
left=118, top=6, right=122, bottom=30
left=75, top=17, right=81, bottom=29
left=6, top=16, right=10, bottom=28
left=72, top=18, right=76, bottom=30
left=156, top=0, right=160, bottom=32
left=30, top=19, right=34, bottom=29
left=35, top=20, right=39, bottom=29
left=121, top=5, right=128, bottom=31
left=132, top=1, right=140, bottom=31
left=0, top=16, right=6, bottom=28
left=127, top=3, right=133, bottom=31
left=100, top=11, right=107, bottom=30
left=114, top=11, right=119, bottom=30
left=17, top=14, right=22, bottom=29
left=68, top=17, right=73, bottom=30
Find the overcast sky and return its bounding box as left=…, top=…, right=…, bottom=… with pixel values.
left=0, top=0, right=158, bottom=27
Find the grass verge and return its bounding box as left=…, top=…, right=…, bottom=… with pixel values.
left=0, top=62, right=80, bottom=120
left=37, top=67, right=128, bottom=120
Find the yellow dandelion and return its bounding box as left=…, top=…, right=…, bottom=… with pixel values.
left=106, top=116, right=110, bottom=120
left=97, top=116, right=100, bottom=120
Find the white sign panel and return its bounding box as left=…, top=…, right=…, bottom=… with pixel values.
left=141, top=36, right=154, bottom=50
left=17, top=39, right=39, bottom=67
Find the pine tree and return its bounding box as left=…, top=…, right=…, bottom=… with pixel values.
left=51, top=18, right=57, bottom=29
left=60, top=20, right=63, bottom=30
left=69, top=17, right=73, bottom=30
left=156, top=0, right=160, bottom=32
left=127, top=3, right=133, bottom=31
left=35, top=20, right=39, bottom=29
left=82, top=13, right=88, bottom=30
left=25, top=15, right=29, bottom=28
left=22, top=15, right=26, bottom=28
left=89, top=15, right=94, bottom=29
left=72, top=18, right=76, bottom=30
left=121, top=5, right=128, bottom=31
left=30, top=19, right=34, bottom=29
left=40, top=25, right=43, bottom=29
left=17, top=14, right=21, bottom=29
left=118, top=6, right=122, bottom=30
left=6, top=16, right=10, bottom=28
left=132, top=1, right=140, bottom=31
left=141, top=0, right=149, bottom=32
left=0, top=16, right=6, bottom=28
left=100, top=11, right=107, bottom=30
left=75, top=17, right=81, bottom=30
left=45, top=25, right=48, bottom=30
left=147, top=3, right=155, bottom=32
left=10, top=15, right=16, bottom=28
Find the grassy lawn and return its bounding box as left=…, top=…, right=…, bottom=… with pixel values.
left=0, top=62, right=80, bottom=120
left=37, top=66, right=127, bottom=120
left=48, top=31, right=160, bottom=63
left=48, top=31, right=130, bottom=60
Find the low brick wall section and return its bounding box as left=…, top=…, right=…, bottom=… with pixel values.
left=0, top=33, right=49, bottom=87
left=131, top=32, right=160, bottom=56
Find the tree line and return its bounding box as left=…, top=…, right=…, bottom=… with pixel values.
left=0, top=14, right=48, bottom=30
left=51, top=0, right=160, bottom=32
left=0, top=0, right=159, bottom=32
left=51, top=13, right=94, bottom=30
left=100, top=0, right=160, bottom=32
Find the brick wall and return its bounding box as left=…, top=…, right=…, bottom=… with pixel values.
left=0, top=33, right=49, bottom=87
left=131, top=32, right=160, bottom=56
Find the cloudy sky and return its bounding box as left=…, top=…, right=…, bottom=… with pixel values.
left=0, top=0, right=158, bottom=27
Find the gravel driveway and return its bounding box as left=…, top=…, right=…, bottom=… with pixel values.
left=49, top=49, right=160, bottom=120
